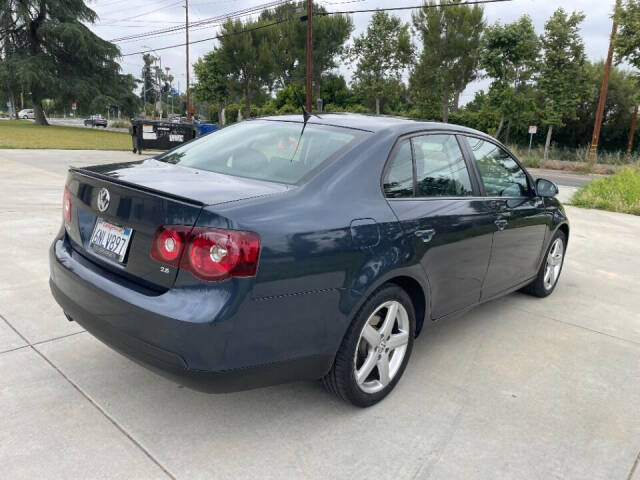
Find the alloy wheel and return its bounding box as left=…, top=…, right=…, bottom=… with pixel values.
left=543, top=238, right=564, bottom=291
left=353, top=300, right=410, bottom=394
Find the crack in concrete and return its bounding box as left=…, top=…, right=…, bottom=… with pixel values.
left=511, top=305, right=640, bottom=347
left=0, top=328, right=87, bottom=355
left=628, top=450, right=640, bottom=480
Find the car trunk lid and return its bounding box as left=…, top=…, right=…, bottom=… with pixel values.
left=64, top=160, right=290, bottom=290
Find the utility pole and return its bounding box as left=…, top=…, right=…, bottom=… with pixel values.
left=305, top=0, right=313, bottom=112
left=185, top=0, right=191, bottom=120
left=588, top=0, right=621, bottom=167
left=626, top=105, right=638, bottom=162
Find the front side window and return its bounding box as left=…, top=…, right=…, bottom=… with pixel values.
left=465, top=137, right=530, bottom=197
left=157, top=120, right=366, bottom=185
left=412, top=135, right=473, bottom=197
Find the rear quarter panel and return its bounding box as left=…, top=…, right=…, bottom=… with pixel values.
left=199, top=130, right=427, bottom=359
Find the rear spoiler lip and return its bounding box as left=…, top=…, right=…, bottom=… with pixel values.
left=69, top=167, right=206, bottom=207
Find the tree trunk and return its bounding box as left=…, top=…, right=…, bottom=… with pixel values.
left=375, top=97, right=380, bottom=116
left=625, top=105, right=638, bottom=163
left=544, top=125, right=553, bottom=161
left=441, top=84, right=449, bottom=123
left=31, top=91, right=49, bottom=126
left=495, top=114, right=505, bottom=140
left=220, top=106, right=226, bottom=127
left=452, top=89, right=461, bottom=113
left=8, top=87, right=18, bottom=119
left=244, top=84, right=250, bottom=119
left=505, top=119, right=512, bottom=145
left=316, top=81, right=321, bottom=112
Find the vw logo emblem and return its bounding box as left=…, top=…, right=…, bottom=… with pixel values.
left=97, top=188, right=110, bottom=213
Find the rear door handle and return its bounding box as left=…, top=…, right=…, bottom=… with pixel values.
left=415, top=229, right=436, bottom=243
left=494, top=219, right=508, bottom=231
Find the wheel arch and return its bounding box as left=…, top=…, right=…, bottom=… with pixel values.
left=386, top=276, right=427, bottom=336
left=342, top=267, right=430, bottom=341
left=558, top=222, right=569, bottom=243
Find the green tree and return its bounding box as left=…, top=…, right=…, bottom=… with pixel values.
left=217, top=18, right=275, bottom=118
left=320, top=74, right=351, bottom=108
left=0, top=0, right=124, bottom=125
left=615, top=0, right=640, bottom=69
left=347, top=11, right=412, bottom=115
left=140, top=54, right=156, bottom=107
left=193, top=49, right=232, bottom=125
left=259, top=2, right=353, bottom=95
left=538, top=8, right=589, bottom=159
left=0, top=2, right=20, bottom=117
left=411, top=0, right=485, bottom=122
left=556, top=61, right=639, bottom=152
left=481, top=16, right=540, bottom=142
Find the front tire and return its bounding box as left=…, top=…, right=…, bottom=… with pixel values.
left=323, top=284, right=415, bottom=407
left=523, top=230, right=566, bottom=298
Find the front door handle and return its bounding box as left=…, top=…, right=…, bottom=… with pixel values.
left=494, top=219, right=508, bottom=231
left=415, top=228, right=436, bottom=243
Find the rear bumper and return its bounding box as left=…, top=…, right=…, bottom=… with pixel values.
left=49, top=235, right=333, bottom=392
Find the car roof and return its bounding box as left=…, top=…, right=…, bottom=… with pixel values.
left=260, top=113, right=489, bottom=137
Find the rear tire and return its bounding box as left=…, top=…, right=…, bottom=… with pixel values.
left=523, top=230, right=566, bottom=298
left=323, top=284, right=415, bottom=407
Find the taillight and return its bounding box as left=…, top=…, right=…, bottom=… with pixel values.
left=150, top=226, right=260, bottom=281
left=150, top=226, right=190, bottom=267
left=62, top=187, right=72, bottom=223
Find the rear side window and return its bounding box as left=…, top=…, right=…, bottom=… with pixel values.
left=383, top=141, right=414, bottom=198
left=383, top=134, right=473, bottom=198
left=157, top=120, right=366, bottom=185
left=465, top=137, right=530, bottom=197
left=412, top=135, right=473, bottom=197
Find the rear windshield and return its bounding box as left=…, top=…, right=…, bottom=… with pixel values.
left=157, top=119, right=367, bottom=184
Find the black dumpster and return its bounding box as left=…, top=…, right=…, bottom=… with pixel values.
left=130, top=119, right=196, bottom=154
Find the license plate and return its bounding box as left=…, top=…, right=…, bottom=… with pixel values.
left=90, top=218, right=133, bottom=263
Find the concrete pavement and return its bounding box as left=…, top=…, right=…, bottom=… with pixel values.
left=1, top=149, right=639, bottom=479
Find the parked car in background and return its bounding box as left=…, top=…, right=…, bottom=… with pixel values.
left=18, top=109, right=35, bottom=119
left=84, top=115, right=108, bottom=128
left=49, top=114, right=568, bottom=407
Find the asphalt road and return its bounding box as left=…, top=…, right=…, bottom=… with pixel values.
left=1, top=149, right=639, bottom=480
left=529, top=168, right=598, bottom=188
left=6, top=116, right=130, bottom=133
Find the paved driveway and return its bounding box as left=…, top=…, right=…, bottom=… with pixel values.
left=1, top=150, right=639, bottom=480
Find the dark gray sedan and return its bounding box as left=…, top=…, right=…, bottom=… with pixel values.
left=49, top=114, right=568, bottom=406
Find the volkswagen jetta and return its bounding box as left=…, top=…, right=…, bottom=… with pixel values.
left=49, top=114, right=568, bottom=406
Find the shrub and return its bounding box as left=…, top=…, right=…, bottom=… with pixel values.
left=225, top=104, right=241, bottom=124
left=571, top=167, right=640, bottom=215
left=109, top=120, right=130, bottom=129
left=277, top=103, right=298, bottom=114
left=257, top=102, right=277, bottom=116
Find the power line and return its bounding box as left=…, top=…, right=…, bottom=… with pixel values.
left=121, top=0, right=512, bottom=56
left=106, top=0, right=183, bottom=24
left=121, top=17, right=289, bottom=56
left=317, top=0, right=512, bottom=16
left=110, top=0, right=290, bottom=43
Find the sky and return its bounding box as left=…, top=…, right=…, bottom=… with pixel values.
left=89, top=0, right=619, bottom=103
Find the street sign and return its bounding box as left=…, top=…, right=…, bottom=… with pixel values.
left=528, top=126, right=537, bottom=153
left=71, top=103, right=77, bottom=110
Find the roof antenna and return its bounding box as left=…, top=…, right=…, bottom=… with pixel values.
left=289, top=89, right=320, bottom=162
left=292, top=88, right=321, bottom=123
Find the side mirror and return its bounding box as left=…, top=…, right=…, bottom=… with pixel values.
left=536, top=178, right=559, bottom=198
